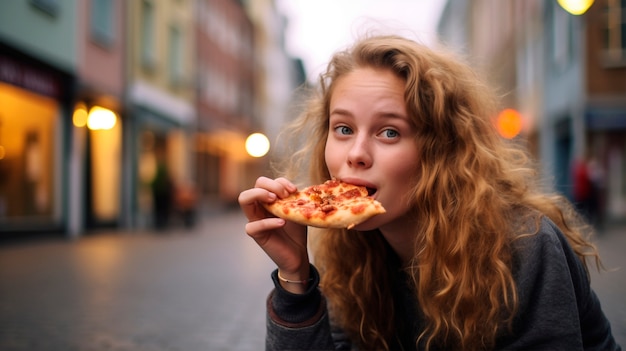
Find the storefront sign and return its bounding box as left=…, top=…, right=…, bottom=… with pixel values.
left=0, top=54, right=61, bottom=99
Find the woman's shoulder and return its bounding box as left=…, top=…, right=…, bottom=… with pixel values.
left=509, top=214, right=584, bottom=281
left=508, top=213, right=595, bottom=304
left=510, top=214, right=569, bottom=254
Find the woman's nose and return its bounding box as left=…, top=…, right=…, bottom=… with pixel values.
left=347, top=137, right=372, bottom=168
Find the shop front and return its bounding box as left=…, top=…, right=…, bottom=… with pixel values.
left=70, top=98, right=123, bottom=231
left=586, top=108, right=626, bottom=222
left=129, top=103, right=195, bottom=230
left=0, top=45, right=73, bottom=236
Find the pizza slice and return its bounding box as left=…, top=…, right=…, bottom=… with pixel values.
left=263, top=179, right=386, bottom=229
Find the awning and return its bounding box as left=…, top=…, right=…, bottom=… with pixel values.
left=586, top=108, right=626, bottom=130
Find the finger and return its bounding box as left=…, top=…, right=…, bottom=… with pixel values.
left=245, top=217, right=285, bottom=240
left=238, top=187, right=276, bottom=206
left=253, top=176, right=273, bottom=187
left=238, top=188, right=276, bottom=220
left=255, top=177, right=294, bottom=199
left=275, top=177, right=298, bottom=193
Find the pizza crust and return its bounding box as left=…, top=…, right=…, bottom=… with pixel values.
left=262, top=180, right=386, bottom=229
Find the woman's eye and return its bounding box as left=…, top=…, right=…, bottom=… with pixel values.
left=381, top=129, right=399, bottom=139
left=335, top=126, right=353, bottom=135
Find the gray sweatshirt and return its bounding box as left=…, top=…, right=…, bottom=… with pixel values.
left=266, top=216, right=621, bottom=351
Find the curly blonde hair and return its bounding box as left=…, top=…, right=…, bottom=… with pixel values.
left=274, top=34, right=600, bottom=351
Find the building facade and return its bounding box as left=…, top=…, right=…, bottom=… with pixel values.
left=126, top=0, right=197, bottom=229
left=584, top=0, right=626, bottom=221
left=0, top=0, right=77, bottom=236
left=243, top=0, right=307, bottom=172
left=0, top=0, right=303, bottom=239
left=69, top=0, right=126, bottom=235
left=194, top=0, right=256, bottom=207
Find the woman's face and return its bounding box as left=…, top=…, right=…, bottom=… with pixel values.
left=325, top=67, right=419, bottom=233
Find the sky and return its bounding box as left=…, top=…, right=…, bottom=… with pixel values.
left=275, top=0, right=447, bottom=81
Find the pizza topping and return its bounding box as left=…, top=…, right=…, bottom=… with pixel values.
left=350, top=203, right=366, bottom=214
left=321, top=204, right=337, bottom=213
left=340, top=188, right=362, bottom=199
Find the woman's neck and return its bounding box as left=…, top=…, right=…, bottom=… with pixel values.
left=379, top=216, right=417, bottom=265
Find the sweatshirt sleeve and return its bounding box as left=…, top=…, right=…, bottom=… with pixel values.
left=265, top=264, right=338, bottom=351
left=498, top=217, right=621, bottom=351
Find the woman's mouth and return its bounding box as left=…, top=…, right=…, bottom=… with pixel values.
left=366, top=187, right=377, bottom=197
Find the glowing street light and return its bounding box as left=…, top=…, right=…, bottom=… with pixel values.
left=557, top=0, right=594, bottom=15
left=245, top=133, right=270, bottom=157
left=87, top=106, right=117, bottom=130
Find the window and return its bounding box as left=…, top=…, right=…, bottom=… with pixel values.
left=552, top=4, right=573, bottom=70
left=0, top=83, right=59, bottom=222
left=168, top=25, right=184, bottom=86
left=603, top=0, right=626, bottom=65
left=30, top=0, right=59, bottom=16
left=91, top=0, right=114, bottom=45
left=141, top=0, right=156, bottom=69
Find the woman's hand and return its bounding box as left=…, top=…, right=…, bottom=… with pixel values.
left=238, top=177, right=310, bottom=293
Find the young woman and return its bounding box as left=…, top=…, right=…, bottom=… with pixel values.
left=238, top=34, right=621, bottom=351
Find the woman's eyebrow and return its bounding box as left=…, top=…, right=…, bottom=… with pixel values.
left=378, top=112, right=408, bottom=120
left=330, top=108, right=407, bottom=120
left=329, top=108, right=353, bottom=117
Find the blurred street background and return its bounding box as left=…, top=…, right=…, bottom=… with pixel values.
left=0, top=209, right=276, bottom=351
left=1, top=0, right=625, bottom=349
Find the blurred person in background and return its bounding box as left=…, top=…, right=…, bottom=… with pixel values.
left=174, top=181, right=197, bottom=228
left=239, top=34, right=621, bottom=350
left=573, top=153, right=606, bottom=229
left=151, top=144, right=173, bottom=230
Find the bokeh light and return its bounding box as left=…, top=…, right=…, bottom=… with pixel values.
left=73, top=103, right=88, bottom=128
left=87, top=106, right=117, bottom=130
left=245, top=133, right=270, bottom=157
left=496, top=108, right=523, bottom=139
left=557, top=0, right=594, bottom=15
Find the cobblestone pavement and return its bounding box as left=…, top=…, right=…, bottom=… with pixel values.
left=0, top=211, right=624, bottom=350
left=0, top=210, right=275, bottom=351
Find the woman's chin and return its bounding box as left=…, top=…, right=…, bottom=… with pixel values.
left=351, top=218, right=381, bottom=232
